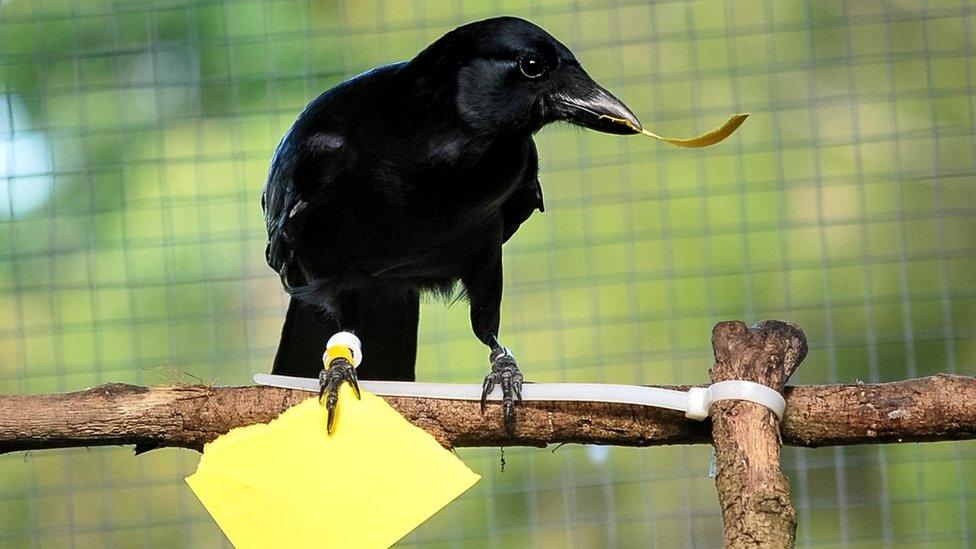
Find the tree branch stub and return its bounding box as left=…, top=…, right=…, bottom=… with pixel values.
left=709, top=319, right=808, bottom=549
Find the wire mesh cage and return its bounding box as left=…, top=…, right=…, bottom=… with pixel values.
left=1, top=0, right=974, bottom=546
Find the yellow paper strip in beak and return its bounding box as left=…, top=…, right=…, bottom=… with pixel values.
left=606, top=113, right=750, bottom=148
left=641, top=113, right=749, bottom=148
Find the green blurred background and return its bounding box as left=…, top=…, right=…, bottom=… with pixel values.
left=1, top=0, right=974, bottom=546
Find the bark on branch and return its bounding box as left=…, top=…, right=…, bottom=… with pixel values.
left=0, top=373, right=973, bottom=455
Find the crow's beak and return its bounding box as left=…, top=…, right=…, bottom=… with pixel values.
left=549, top=65, right=642, bottom=135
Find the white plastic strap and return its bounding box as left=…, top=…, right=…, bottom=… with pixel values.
left=684, top=380, right=785, bottom=420
left=253, top=374, right=786, bottom=421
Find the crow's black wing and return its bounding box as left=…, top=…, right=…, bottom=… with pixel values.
left=263, top=136, right=307, bottom=289
left=263, top=107, right=347, bottom=288
left=501, top=139, right=544, bottom=243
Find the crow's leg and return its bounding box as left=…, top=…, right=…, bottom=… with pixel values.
left=480, top=336, right=524, bottom=433
left=317, top=292, right=368, bottom=434
left=318, top=331, right=362, bottom=434
left=316, top=286, right=423, bottom=433
left=463, top=249, right=524, bottom=434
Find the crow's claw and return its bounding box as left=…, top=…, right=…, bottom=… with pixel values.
left=480, top=376, right=494, bottom=414
left=349, top=373, right=361, bottom=400
left=480, top=347, right=524, bottom=434
left=318, top=357, right=360, bottom=434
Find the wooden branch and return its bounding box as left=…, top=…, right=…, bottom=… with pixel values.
left=0, top=373, right=973, bottom=455
left=709, top=320, right=807, bottom=548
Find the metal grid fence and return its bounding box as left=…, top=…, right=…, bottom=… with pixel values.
left=1, top=0, right=974, bottom=546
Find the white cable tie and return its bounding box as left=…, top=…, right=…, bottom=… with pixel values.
left=253, top=375, right=786, bottom=420
left=685, top=387, right=711, bottom=420
left=683, top=380, right=785, bottom=421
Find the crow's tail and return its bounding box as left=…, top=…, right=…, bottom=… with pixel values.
left=271, top=297, right=338, bottom=378
left=271, top=292, right=420, bottom=381
left=351, top=288, right=420, bottom=381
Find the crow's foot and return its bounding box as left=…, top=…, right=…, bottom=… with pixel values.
left=480, top=347, right=523, bottom=434
left=319, top=356, right=360, bottom=434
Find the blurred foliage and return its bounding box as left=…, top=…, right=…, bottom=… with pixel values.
left=0, top=0, right=974, bottom=547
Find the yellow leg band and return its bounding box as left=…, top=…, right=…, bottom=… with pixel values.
left=325, top=345, right=355, bottom=368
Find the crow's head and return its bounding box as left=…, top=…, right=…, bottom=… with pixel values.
left=410, top=16, right=642, bottom=136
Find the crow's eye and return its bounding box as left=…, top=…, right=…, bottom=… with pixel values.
left=518, top=53, right=548, bottom=79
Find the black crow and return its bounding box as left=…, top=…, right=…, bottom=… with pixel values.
left=263, top=16, right=641, bottom=432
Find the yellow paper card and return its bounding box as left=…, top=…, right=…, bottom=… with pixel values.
left=186, top=387, right=480, bottom=549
